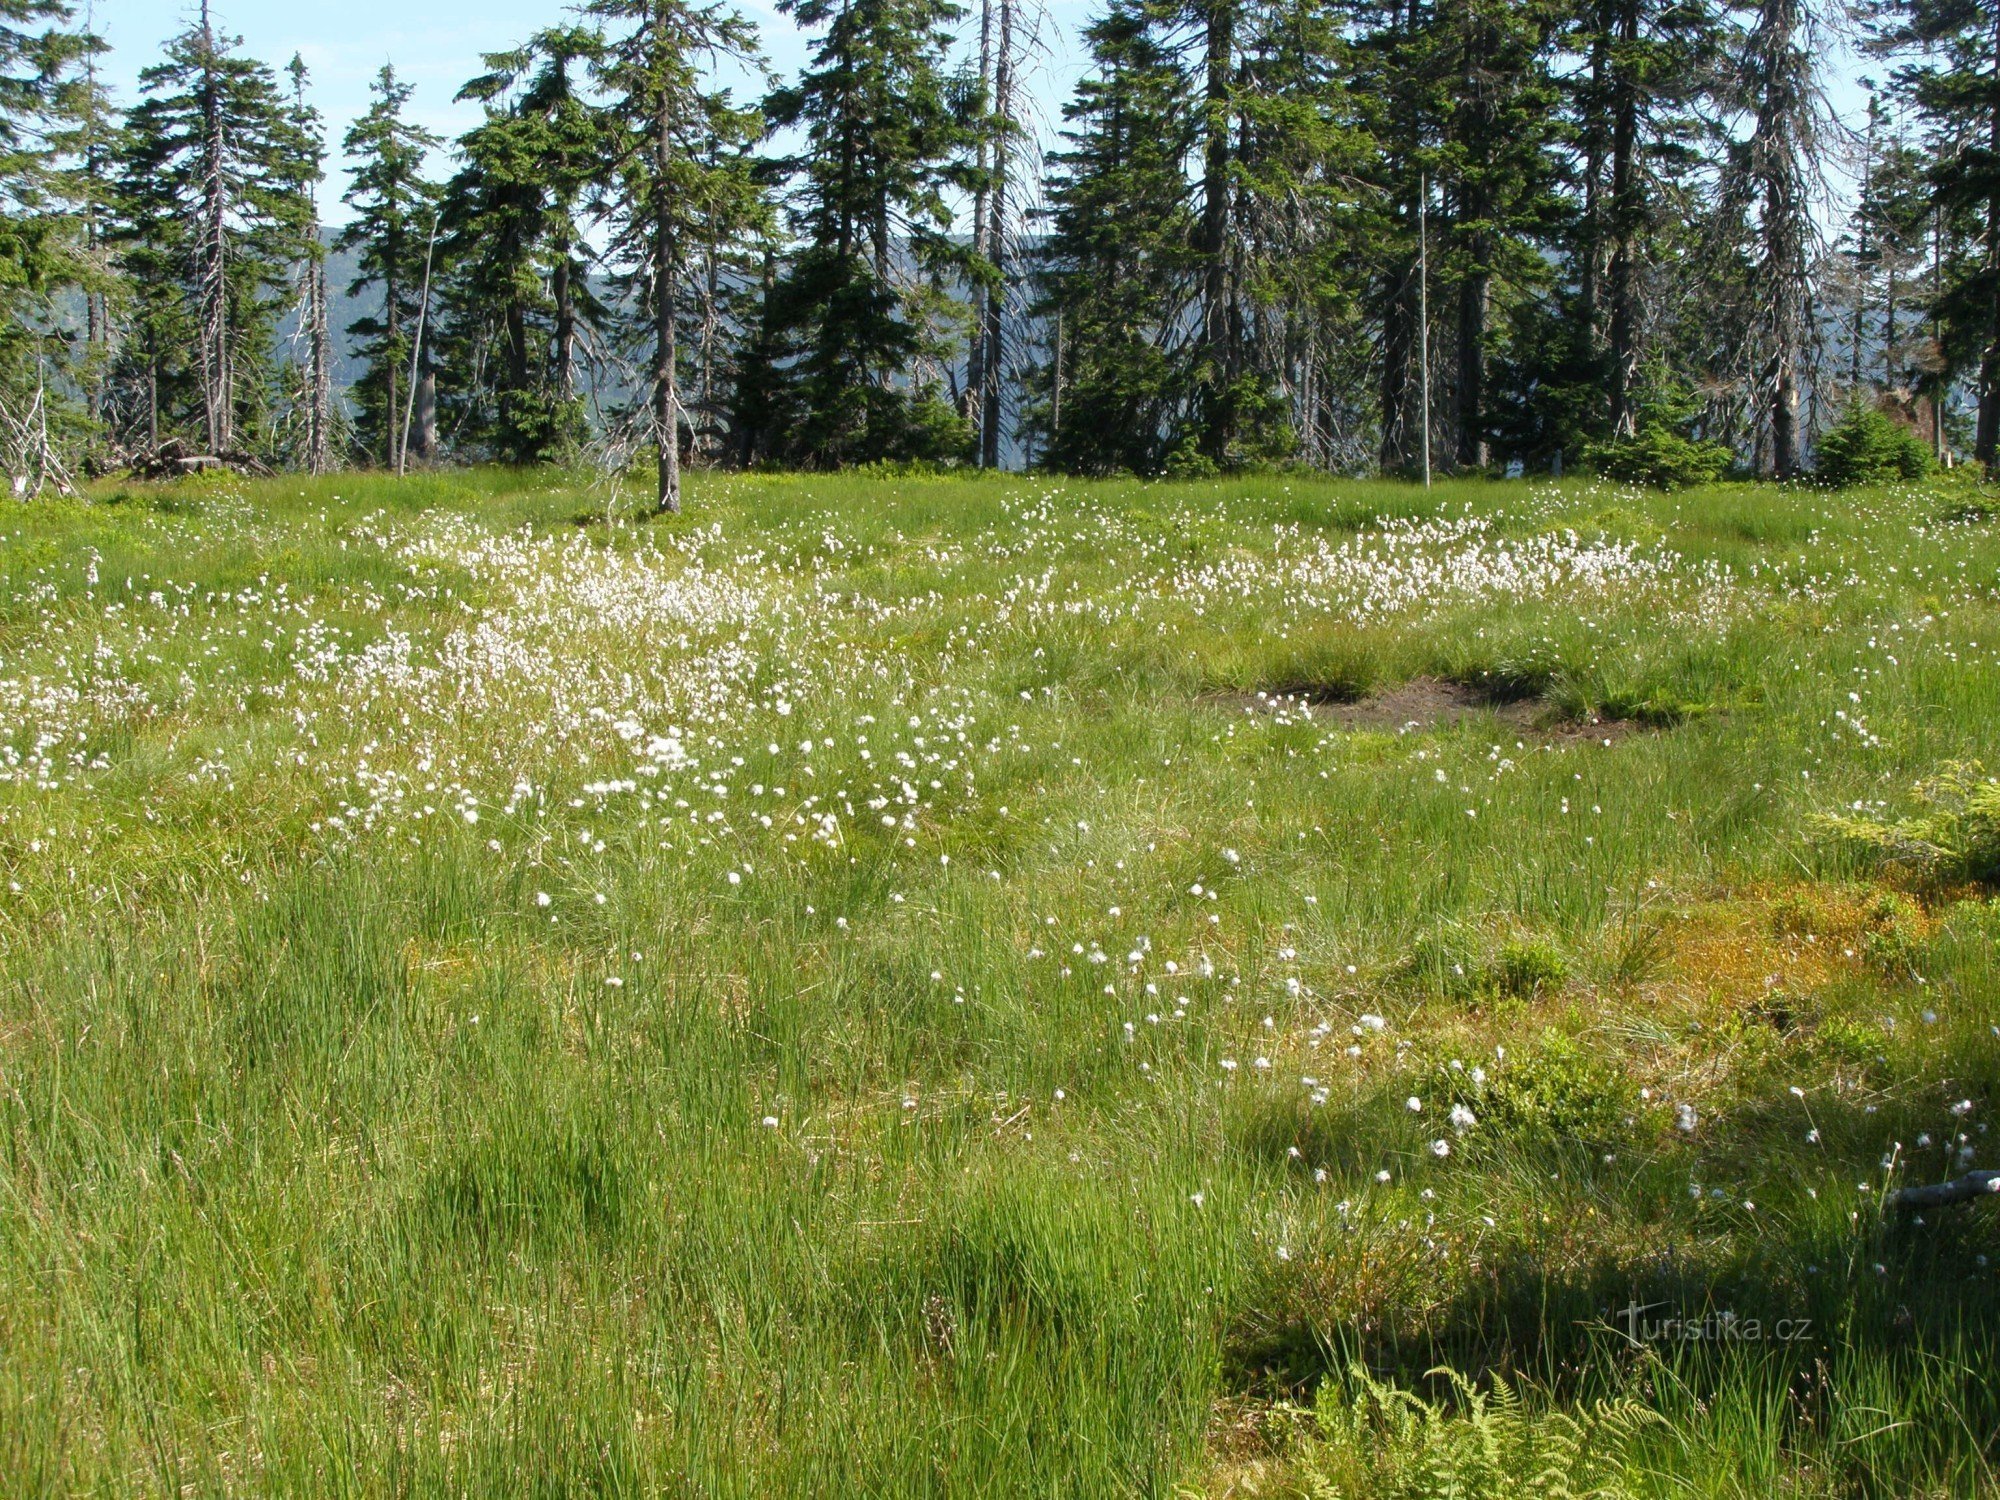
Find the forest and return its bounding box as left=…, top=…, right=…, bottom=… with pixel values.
left=0, top=0, right=1995, bottom=503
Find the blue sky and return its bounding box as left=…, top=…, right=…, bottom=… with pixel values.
left=100, top=0, right=1865, bottom=227
left=101, top=0, right=1100, bottom=223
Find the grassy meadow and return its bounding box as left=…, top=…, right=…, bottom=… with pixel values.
left=2, top=465, right=1999, bottom=1496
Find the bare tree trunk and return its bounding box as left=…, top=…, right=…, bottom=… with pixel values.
left=1379, top=256, right=1415, bottom=472
left=1743, top=0, right=1813, bottom=478
left=1198, top=0, right=1235, bottom=464
left=416, top=370, right=437, bottom=461
left=980, top=0, right=1013, bottom=472
left=654, top=23, right=680, bottom=516
left=1050, top=311, right=1062, bottom=442
left=1884, top=255, right=1897, bottom=389
left=1934, top=204, right=1947, bottom=461
left=965, top=0, right=994, bottom=447
left=82, top=1, right=105, bottom=428
left=1578, top=16, right=1608, bottom=351
left=313, top=258, right=332, bottom=471
left=1456, top=266, right=1489, bottom=470
left=553, top=247, right=576, bottom=402
left=699, top=247, right=719, bottom=463
left=1605, top=0, right=1640, bottom=437
left=1979, top=16, right=2000, bottom=466
left=197, top=0, right=232, bottom=455
left=385, top=269, right=401, bottom=470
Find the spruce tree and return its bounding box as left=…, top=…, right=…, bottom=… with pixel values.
left=1030, top=1, right=1198, bottom=473
left=109, top=2, right=314, bottom=457
left=1730, top=0, right=1820, bottom=476
left=1, top=0, right=109, bottom=479
left=1557, top=0, right=1721, bottom=446
left=337, top=65, right=441, bottom=469
left=1874, top=0, right=2000, bottom=463
left=584, top=0, right=765, bottom=509
left=283, top=54, right=334, bottom=474
left=750, top=0, right=979, bottom=468
left=440, top=26, right=608, bottom=464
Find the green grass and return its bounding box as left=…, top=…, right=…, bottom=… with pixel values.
left=2, top=465, right=1998, bottom=1495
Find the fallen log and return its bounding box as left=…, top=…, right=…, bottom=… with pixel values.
left=124, top=441, right=274, bottom=481
left=1887, top=1170, right=2000, bottom=1210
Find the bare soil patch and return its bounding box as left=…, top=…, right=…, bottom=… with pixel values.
left=1206, top=676, right=1646, bottom=743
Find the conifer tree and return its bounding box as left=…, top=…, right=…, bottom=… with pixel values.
left=585, top=0, right=766, bottom=508
left=2, top=0, right=111, bottom=483
left=749, top=0, right=979, bottom=468
left=439, top=26, right=608, bottom=464
left=1874, top=0, right=2000, bottom=462
left=1563, top=0, right=1722, bottom=441
left=337, top=65, right=441, bottom=468
left=109, top=2, right=314, bottom=457
left=1730, top=0, right=1821, bottom=476
left=1029, top=1, right=1198, bottom=473
left=283, top=54, right=334, bottom=474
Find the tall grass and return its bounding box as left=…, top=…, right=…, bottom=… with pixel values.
left=1, top=467, right=1996, bottom=1494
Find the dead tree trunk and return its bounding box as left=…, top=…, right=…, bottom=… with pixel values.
left=196, top=0, right=233, bottom=455
left=980, top=0, right=1014, bottom=472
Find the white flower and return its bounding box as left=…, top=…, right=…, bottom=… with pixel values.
left=1430, top=1139, right=1450, bottom=1158
left=1675, top=1103, right=1698, bottom=1133
left=1406, top=1096, right=1423, bottom=1113
left=1449, top=1104, right=1478, bottom=1133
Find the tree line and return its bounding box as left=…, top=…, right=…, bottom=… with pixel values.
left=1, top=0, right=1997, bottom=501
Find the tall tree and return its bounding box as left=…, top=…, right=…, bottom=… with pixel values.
left=1030, top=0, right=1200, bottom=473
left=1731, top=0, right=1820, bottom=476
left=748, top=0, right=980, bottom=468
left=284, top=54, right=333, bottom=474
left=1573, top=0, right=1721, bottom=437
left=1876, top=0, right=2000, bottom=462
left=110, top=2, right=314, bottom=456
left=0, top=0, right=104, bottom=485
left=337, top=65, right=440, bottom=469
left=440, top=26, right=608, bottom=464
left=977, top=0, right=1017, bottom=469
left=586, top=0, right=766, bottom=510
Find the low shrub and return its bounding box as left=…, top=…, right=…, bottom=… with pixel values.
left=1814, top=406, right=1933, bottom=487
left=1583, top=428, right=1732, bottom=490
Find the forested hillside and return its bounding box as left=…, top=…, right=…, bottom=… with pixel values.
left=0, top=0, right=1994, bottom=495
